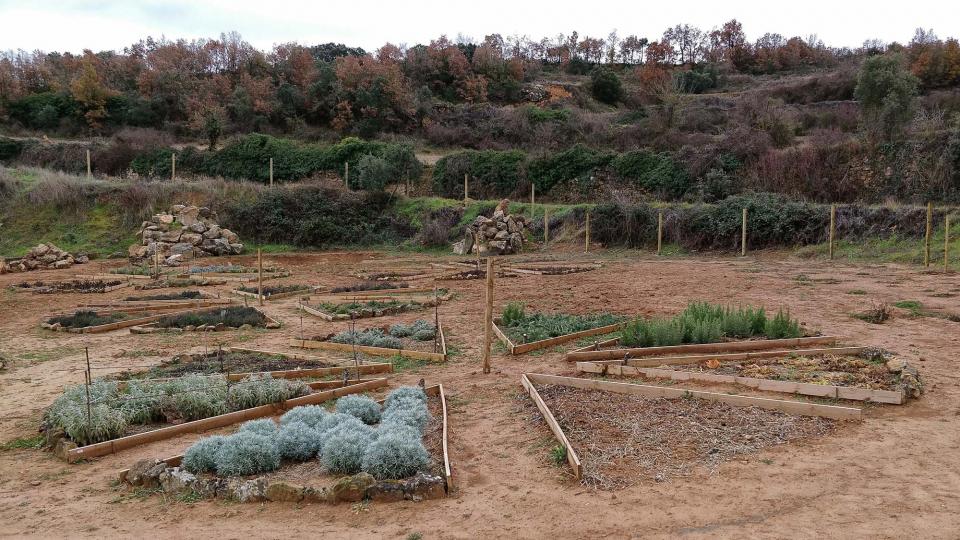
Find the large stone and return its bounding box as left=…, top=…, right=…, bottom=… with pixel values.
left=509, top=232, right=524, bottom=252
left=265, top=481, right=305, bottom=502
left=234, top=478, right=268, bottom=503
left=53, top=259, right=73, bottom=269
left=494, top=230, right=509, bottom=240
left=404, top=472, right=446, bottom=501
left=125, top=459, right=162, bottom=486
left=187, top=221, right=207, bottom=234
left=193, top=477, right=227, bottom=499
left=302, top=486, right=333, bottom=504
left=507, top=217, right=522, bottom=234
left=203, top=225, right=222, bottom=239
left=39, top=253, right=59, bottom=264
left=169, top=243, right=195, bottom=257
left=129, top=245, right=148, bottom=259
left=31, top=244, right=51, bottom=257
left=156, top=214, right=175, bottom=225
left=160, top=230, right=182, bottom=243
left=368, top=480, right=406, bottom=502
left=178, top=206, right=201, bottom=227
left=229, top=243, right=244, bottom=255
left=170, top=204, right=186, bottom=214
left=488, top=240, right=508, bottom=253
left=180, top=232, right=204, bottom=246
left=332, top=473, right=375, bottom=502
left=221, top=229, right=239, bottom=244
left=142, top=229, right=163, bottom=241
left=159, top=467, right=197, bottom=495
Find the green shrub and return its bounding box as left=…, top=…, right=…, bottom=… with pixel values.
left=361, top=425, right=430, bottom=480
left=155, top=307, right=267, bottom=328
left=528, top=145, right=613, bottom=193
left=620, top=302, right=800, bottom=347
left=389, top=320, right=436, bottom=340
left=47, top=310, right=125, bottom=329
left=590, top=67, right=624, bottom=105
left=335, top=395, right=382, bottom=425
left=183, top=435, right=228, bottom=474
left=527, top=106, right=570, bottom=124
left=0, top=137, right=24, bottom=161
left=765, top=308, right=802, bottom=339
left=320, top=422, right=376, bottom=474
left=611, top=150, right=691, bottom=199
left=432, top=149, right=527, bottom=199
left=501, top=302, right=526, bottom=327
left=355, top=154, right=393, bottom=191
left=214, top=432, right=281, bottom=476
left=381, top=400, right=431, bottom=434
left=228, top=375, right=309, bottom=410
left=383, top=386, right=428, bottom=410
left=162, top=374, right=228, bottom=421
left=316, top=412, right=363, bottom=438
left=330, top=328, right=404, bottom=349
left=280, top=405, right=328, bottom=428
left=275, top=421, right=322, bottom=461
left=119, top=379, right=164, bottom=424
left=125, top=290, right=203, bottom=301
left=499, top=307, right=622, bottom=343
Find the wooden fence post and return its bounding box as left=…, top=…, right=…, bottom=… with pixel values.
left=925, top=202, right=933, bottom=267
left=657, top=211, right=663, bottom=256
left=829, top=204, right=836, bottom=260
left=171, top=153, right=176, bottom=181
left=544, top=207, right=550, bottom=245
left=86, top=149, right=91, bottom=178
left=344, top=162, right=349, bottom=189
left=464, top=174, right=468, bottom=205
left=482, top=257, right=494, bottom=374
left=269, top=158, right=274, bottom=187
left=531, top=183, right=535, bottom=208
left=585, top=212, right=590, bottom=253
left=741, top=207, right=748, bottom=257
left=945, top=214, right=951, bottom=273
left=257, top=248, right=264, bottom=307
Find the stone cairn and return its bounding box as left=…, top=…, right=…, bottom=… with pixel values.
left=129, top=204, right=243, bottom=266
left=0, top=243, right=88, bottom=274
left=453, top=199, right=528, bottom=255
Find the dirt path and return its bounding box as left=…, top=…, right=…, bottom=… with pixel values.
left=0, top=250, right=958, bottom=538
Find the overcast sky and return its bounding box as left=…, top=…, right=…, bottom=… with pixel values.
left=1, top=0, right=958, bottom=54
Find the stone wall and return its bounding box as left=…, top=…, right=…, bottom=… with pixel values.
left=129, top=205, right=243, bottom=266
left=0, top=243, right=88, bottom=274
left=454, top=199, right=528, bottom=255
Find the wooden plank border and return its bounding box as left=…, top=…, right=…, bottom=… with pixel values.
left=128, top=306, right=281, bottom=333
left=564, top=336, right=840, bottom=362
left=289, top=338, right=447, bottom=362
left=525, top=373, right=862, bottom=421
left=80, top=299, right=233, bottom=313
left=596, top=346, right=867, bottom=368
left=47, top=305, right=229, bottom=334
left=577, top=361, right=903, bottom=404
left=520, top=374, right=583, bottom=479
left=231, top=286, right=316, bottom=302
left=67, top=378, right=389, bottom=463
left=492, top=318, right=622, bottom=355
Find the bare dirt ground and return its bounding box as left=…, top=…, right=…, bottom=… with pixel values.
left=1, top=249, right=959, bottom=539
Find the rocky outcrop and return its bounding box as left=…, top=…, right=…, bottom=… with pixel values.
left=453, top=199, right=528, bottom=255
left=128, top=205, right=243, bottom=266
left=0, top=243, right=88, bottom=274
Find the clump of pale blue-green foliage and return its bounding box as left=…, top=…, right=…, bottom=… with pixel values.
left=335, top=394, right=381, bottom=425
left=279, top=404, right=327, bottom=428
left=213, top=432, right=281, bottom=476
left=388, top=320, right=436, bottom=341
left=276, top=421, right=322, bottom=461
left=181, top=386, right=433, bottom=479
left=182, top=435, right=228, bottom=473
left=44, top=374, right=309, bottom=446
left=330, top=328, right=403, bottom=349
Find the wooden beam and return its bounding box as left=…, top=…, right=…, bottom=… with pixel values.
left=525, top=373, right=861, bottom=421
left=576, top=362, right=903, bottom=404
left=491, top=318, right=516, bottom=355
left=520, top=374, right=583, bottom=479
left=564, top=336, right=840, bottom=362
left=483, top=257, right=494, bottom=374
left=66, top=378, right=389, bottom=462
left=440, top=383, right=453, bottom=491
left=619, top=346, right=865, bottom=368
left=289, top=338, right=446, bottom=362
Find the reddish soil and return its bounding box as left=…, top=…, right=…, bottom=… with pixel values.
left=1, top=250, right=959, bottom=538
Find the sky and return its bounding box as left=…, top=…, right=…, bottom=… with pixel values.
left=1, top=0, right=959, bottom=54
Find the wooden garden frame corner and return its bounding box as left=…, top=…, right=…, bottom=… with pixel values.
left=493, top=318, right=622, bottom=356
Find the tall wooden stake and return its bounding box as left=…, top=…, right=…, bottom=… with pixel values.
left=464, top=173, right=469, bottom=205
left=829, top=204, right=836, bottom=260
left=171, top=153, right=176, bottom=181
left=657, top=211, right=663, bottom=256
left=531, top=183, right=535, bottom=208
left=257, top=248, right=263, bottom=307
left=84, top=347, right=92, bottom=440
left=85, top=149, right=91, bottom=178
left=925, top=202, right=933, bottom=267
left=482, top=257, right=494, bottom=374
left=269, top=157, right=274, bottom=187
left=543, top=207, right=550, bottom=245
left=945, top=214, right=951, bottom=273
left=344, top=162, right=349, bottom=188
left=741, top=207, right=748, bottom=257
left=585, top=212, right=590, bottom=253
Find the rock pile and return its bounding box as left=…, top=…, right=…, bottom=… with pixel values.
left=453, top=199, right=528, bottom=255
left=129, top=204, right=243, bottom=266
left=0, top=243, right=88, bottom=274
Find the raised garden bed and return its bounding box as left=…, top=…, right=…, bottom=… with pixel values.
left=298, top=293, right=448, bottom=322
left=178, top=264, right=291, bottom=282
left=135, top=277, right=228, bottom=289
left=12, top=279, right=129, bottom=294
left=114, top=348, right=392, bottom=381
left=492, top=303, right=624, bottom=355
left=329, top=281, right=410, bottom=293
left=81, top=291, right=232, bottom=312
left=576, top=346, right=922, bottom=404
left=129, top=306, right=281, bottom=333
left=565, top=302, right=815, bottom=362
left=51, top=376, right=388, bottom=463
left=41, top=305, right=225, bottom=334
left=290, top=319, right=448, bottom=362
left=521, top=373, right=848, bottom=488
left=232, top=283, right=317, bottom=301
left=500, top=262, right=602, bottom=275
left=117, top=384, right=453, bottom=504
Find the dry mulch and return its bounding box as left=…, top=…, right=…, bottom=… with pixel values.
left=533, top=384, right=836, bottom=490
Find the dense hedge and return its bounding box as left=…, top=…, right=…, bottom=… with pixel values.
left=433, top=144, right=692, bottom=200
left=223, top=185, right=415, bottom=247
